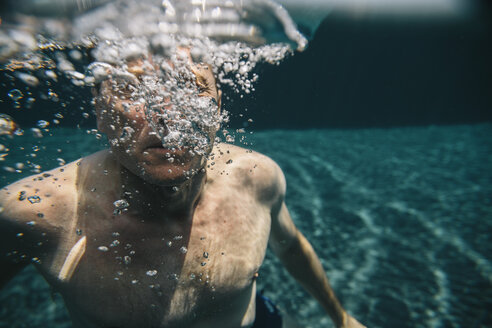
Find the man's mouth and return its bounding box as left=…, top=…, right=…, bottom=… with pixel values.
left=145, top=143, right=188, bottom=156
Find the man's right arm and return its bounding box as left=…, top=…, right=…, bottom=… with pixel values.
left=0, top=179, right=55, bottom=290
left=0, top=185, right=33, bottom=289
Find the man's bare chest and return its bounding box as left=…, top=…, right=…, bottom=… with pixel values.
left=41, top=191, right=272, bottom=327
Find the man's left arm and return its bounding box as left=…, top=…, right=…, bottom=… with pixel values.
left=268, top=173, right=366, bottom=328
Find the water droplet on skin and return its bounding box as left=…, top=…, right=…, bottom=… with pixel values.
left=28, top=196, right=41, bottom=204
left=98, top=246, right=109, bottom=252
left=113, top=199, right=129, bottom=215
left=146, top=270, right=158, bottom=277
left=26, top=221, right=36, bottom=226
left=201, top=262, right=206, bottom=266
left=76, top=229, right=82, bottom=235
left=37, top=213, right=44, bottom=218
left=190, top=273, right=195, bottom=280
left=203, top=252, right=209, bottom=259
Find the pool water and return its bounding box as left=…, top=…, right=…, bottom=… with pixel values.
left=1, top=123, right=491, bottom=327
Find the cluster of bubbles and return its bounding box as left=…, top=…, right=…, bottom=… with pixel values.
left=1, top=0, right=306, bottom=155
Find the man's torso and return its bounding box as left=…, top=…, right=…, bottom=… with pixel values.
left=0, top=144, right=283, bottom=328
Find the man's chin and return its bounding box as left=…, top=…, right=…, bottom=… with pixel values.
left=139, top=163, right=202, bottom=186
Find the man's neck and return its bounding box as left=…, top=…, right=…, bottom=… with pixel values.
left=117, top=163, right=207, bottom=220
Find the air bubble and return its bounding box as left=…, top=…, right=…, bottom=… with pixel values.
left=48, top=91, right=59, bottom=102
left=31, top=128, right=43, bottom=138
left=14, top=72, right=39, bottom=87
left=98, top=246, right=109, bottom=252
left=8, top=89, right=23, bottom=101
left=124, top=256, right=132, bottom=265
left=146, top=270, right=158, bottom=277
left=0, top=114, right=18, bottom=136
left=168, top=273, right=179, bottom=280
left=37, top=120, right=49, bottom=128
left=110, top=240, right=120, bottom=247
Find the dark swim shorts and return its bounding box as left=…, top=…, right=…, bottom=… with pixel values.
left=252, top=291, right=283, bottom=328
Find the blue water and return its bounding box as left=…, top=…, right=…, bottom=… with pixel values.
left=1, top=124, right=491, bottom=327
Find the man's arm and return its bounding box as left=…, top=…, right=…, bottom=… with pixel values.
left=0, top=190, right=33, bottom=290
left=0, top=175, right=61, bottom=290
left=268, top=176, right=366, bottom=327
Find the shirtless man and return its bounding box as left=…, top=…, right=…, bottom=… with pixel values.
left=0, top=50, right=365, bottom=328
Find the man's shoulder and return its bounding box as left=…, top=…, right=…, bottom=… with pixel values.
left=210, top=143, right=286, bottom=203
left=0, top=156, right=86, bottom=229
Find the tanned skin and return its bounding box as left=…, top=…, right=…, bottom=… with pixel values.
left=0, top=52, right=366, bottom=328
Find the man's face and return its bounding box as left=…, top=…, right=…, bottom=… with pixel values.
left=94, top=53, right=221, bottom=186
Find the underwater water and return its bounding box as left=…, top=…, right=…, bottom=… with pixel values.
left=0, top=123, right=491, bottom=328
